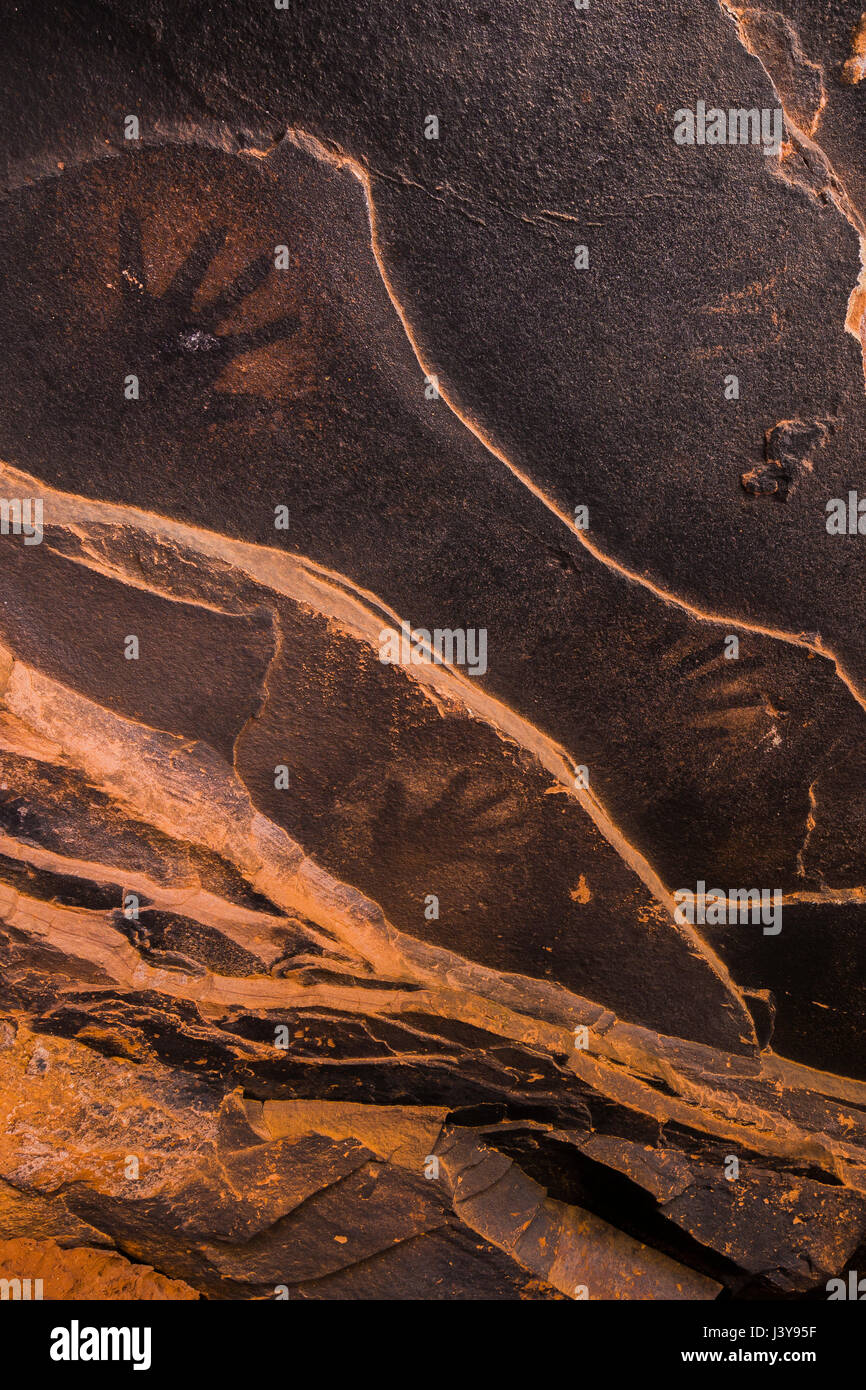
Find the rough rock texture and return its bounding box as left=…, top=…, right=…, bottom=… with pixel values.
left=0, top=0, right=866, bottom=1300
